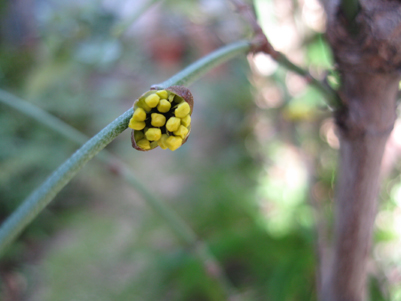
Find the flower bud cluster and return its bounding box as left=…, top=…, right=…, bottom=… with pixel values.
left=129, top=87, right=193, bottom=151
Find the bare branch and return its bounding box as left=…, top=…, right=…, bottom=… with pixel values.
left=229, top=0, right=341, bottom=108
left=229, top=0, right=276, bottom=56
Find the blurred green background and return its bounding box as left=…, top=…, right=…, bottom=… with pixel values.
left=0, top=0, right=400, bottom=300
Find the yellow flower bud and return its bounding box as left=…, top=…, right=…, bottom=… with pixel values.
left=145, top=94, right=160, bottom=108
left=129, top=118, right=146, bottom=130
left=166, top=136, right=183, bottom=151
left=137, top=139, right=151, bottom=150
left=131, top=86, right=193, bottom=151
left=134, top=130, right=144, bottom=141
left=175, top=102, right=190, bottom=118
left=166, top=117, right=181, bottom=132
left=133, top=107, right=147, bottom=121
left=151, top=113, right=166, bottom=127
left=157, top=134, right=169, bottom=150
left=156, top=90, right=168, bottom=99
left=157, top=99, right=171, bottom=113
left=137, top=99, right=151, bottom=112
left=173, top=125, right=189, bottom=139
left=145, top=128, right=162, bottom=141
left=181, top=115, right=191, bottom=127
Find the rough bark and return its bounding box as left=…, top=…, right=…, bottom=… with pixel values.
left=321, top=0, right=401, bottom=300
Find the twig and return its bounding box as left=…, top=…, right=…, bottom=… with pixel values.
left=0, top=90, right=88, bottom=145
left=152, top=40, right=251, bottom=89
left=0, top=39, right=255, bottom=299
left=0, top=89, right=196, bottom=244
left=0, top=108, right=133, bottom=256
left=230, top=0, right=341, bottom=109
left=0, top=88, right=239, bottom=298
left=229, top=0, right=276, bottom=55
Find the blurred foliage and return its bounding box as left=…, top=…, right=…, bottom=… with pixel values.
left=0, top=0, right=399, bottom=300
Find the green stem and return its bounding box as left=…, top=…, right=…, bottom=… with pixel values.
left=153, top=40, right=251, bottom=89
left=0, top=89, right=196, bottom=244
left=0, top=90, right=237, bottom=299
left=0, top=108, right=133, bottom=255
left=0, top=90, right=87, bottom=144
left=0, top=39, right=253, bottom=298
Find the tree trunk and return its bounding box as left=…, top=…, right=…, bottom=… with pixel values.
left=321, top=0, right=401, bottom=300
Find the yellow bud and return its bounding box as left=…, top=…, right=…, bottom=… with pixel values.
left=181, top=115, right=191, bottom=127
left=157, top=99, right=171, bottom=113
left=145, top=128, right=162, bottom=141
left=166, top=136, right=183, bottom=151
left=157, top=134, right=169, bottom=150
left=129, top=118, right=145, bottom=130
left=151, top=113, right=166, bottom=127
left=166, top=117, right=181, bottom=132
left=175, top=102, right=190, bottom=118
left=145, top=94, right=160, bottom=108
left=168, top=94, right=175, bottom=102
left=173, top=125, right=189, bottom=139
left=156, top=90, right=168, bottom=99
left=133, top=107, right=147, bottom=121
left=137, top=99, right=151, bottom=112
left=134, top=130, right=144, bottom=141
left=137, top=139, right=151, bottom=150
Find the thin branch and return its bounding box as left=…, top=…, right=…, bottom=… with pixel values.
left=0, top=108, right=133, bottom=256
left=230, top=0, right=341, bottom=109
left=0, top=89, right=197, bottom=243
left=0, top=89, right=239, bottom=299
left=229, top=0, right=275, bottom=55
left=0, top=39, right=255, bottom=299
left=0, top=90, right=88, bottom=145
left=275, top=53, right=340, bottom=108
left=153, top=40, right=251, bottom=89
